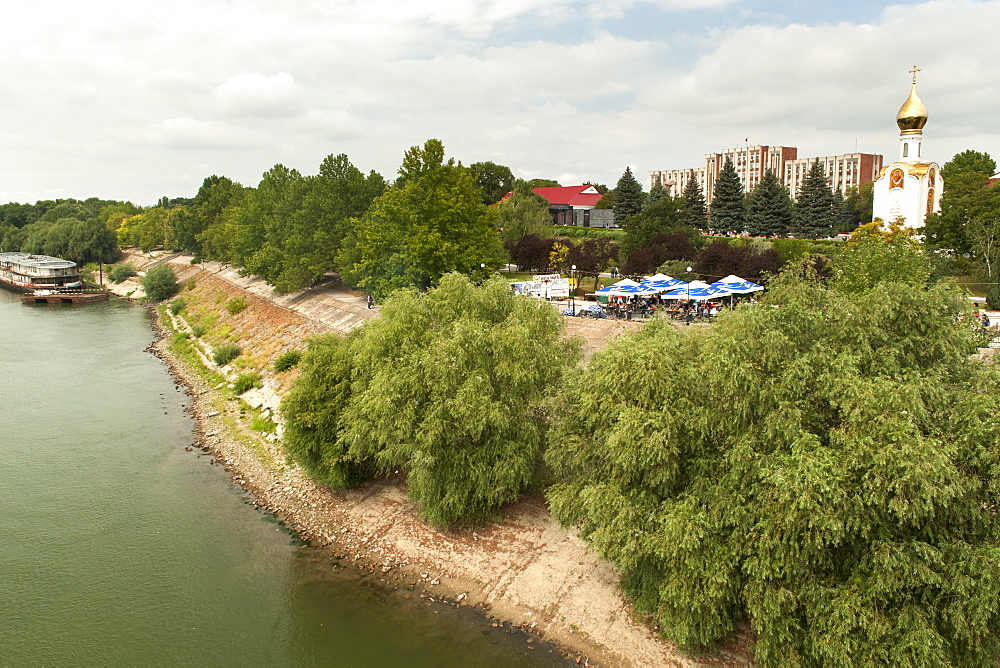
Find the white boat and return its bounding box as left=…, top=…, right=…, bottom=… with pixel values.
left=0, top=252, right=83, bottom=292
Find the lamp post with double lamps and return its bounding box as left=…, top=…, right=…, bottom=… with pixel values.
left=570, top=264, right=576, bottom=315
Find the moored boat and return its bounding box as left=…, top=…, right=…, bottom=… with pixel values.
left=0, top=252, right=83, bottom=292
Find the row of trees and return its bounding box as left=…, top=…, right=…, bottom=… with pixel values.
left=0, top=199, right=126, bottom=266
left=280, top=234, right=1000, bottom=665
left=97, top=140, right=521, bottom=298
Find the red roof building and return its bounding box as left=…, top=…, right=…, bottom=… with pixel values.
left=531, top=184, right=604, bottom=208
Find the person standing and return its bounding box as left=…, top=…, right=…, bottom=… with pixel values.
left=367, top=295, right=374, bottom=309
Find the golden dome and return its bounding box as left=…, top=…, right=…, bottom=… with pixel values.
left=896, top=83, right=928, bottom=132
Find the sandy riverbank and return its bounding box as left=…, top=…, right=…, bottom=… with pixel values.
left=144, top=305, right=749, bottom=667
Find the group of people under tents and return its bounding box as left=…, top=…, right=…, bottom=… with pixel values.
left=569, top=273, right=764, bottom=320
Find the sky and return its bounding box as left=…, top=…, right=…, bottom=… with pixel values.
left=1, top=0, right=997, bottom=206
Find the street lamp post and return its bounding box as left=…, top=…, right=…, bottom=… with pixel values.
left=570, top=264, right=576, bottom=315
left=686, top=266, right=693, bottom=325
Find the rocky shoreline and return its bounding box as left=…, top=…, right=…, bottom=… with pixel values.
left=129, top=259, right=745, bottom=667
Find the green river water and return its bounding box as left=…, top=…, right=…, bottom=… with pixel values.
left=0, top=290, right=569, bottom=667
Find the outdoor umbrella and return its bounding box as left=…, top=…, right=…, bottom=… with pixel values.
left=713, top=274, right=764, bottom=294
left=661, top=283, right=729, bottom=301
left=640, top=277, right=684, bottom=292
left=608, top=284, right=660, bottom=296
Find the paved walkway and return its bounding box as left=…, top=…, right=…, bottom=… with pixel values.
left=114, top=250, right=379, bottom=335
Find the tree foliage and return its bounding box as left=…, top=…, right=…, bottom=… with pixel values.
left=793, top=160, right=837, bottom=239
left=495, top=182, right=552, bottom=242
left=746, top=169, right=792, bottom=237
left=832, top=221, right=931, bottom=294
left=468, top=161, right=515, bottom=205
left=620, top=196, right=692, bottom=260
left=547, top=264, right=1000, bottom=665
left=612, top=167, right=644, bottom=226
left=681, top=174, right=709, bottom=230
left=925, top=150, right=997, bottom=255
left=340, top=140, right=505, bottom=300
left=692, top=239, right=782, bottom=284
left=710, top=159, right=746, bottom=234
left=141, top=264, right=179, bottom=301
left=505, top=234, right=555, bottom=272
left=283, top=273, right=581, bottom=527
left=646, top=176, right=668, bottom=208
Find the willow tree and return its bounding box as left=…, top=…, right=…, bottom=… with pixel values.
left=547, top=263, right=1000, bottom=665
left=283, top=273, right=581, bottom=527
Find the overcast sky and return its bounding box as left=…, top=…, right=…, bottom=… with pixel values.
left=1, top=0, right=996, bottom=205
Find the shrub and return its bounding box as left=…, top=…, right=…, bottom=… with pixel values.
left=190, top=323, right=207, bottom=338
left=273, top=349, right=303, bottom=372
left=212, top=343, right=241, bottom=366
left=107, top=263, right=138, bottom=283
left=226, top=296, right=248, bottom=315
left=167, top=297, right=186, bottom=315
left=141, top=265, right=180, bottom=301
left=232, top=370, right=262, bottom=395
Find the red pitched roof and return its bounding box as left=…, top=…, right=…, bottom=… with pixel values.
left=532, top=184, right=603, bottom=207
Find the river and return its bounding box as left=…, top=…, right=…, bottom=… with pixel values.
left=0, top=290, right=568, bottom=666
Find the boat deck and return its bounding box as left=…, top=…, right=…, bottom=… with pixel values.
left=21, top=291, right=110, bottom=304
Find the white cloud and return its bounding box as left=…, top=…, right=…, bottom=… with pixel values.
left=0, top=0, right=997, bottom=203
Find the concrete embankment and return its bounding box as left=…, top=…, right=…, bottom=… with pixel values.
left=122, top=250, right=746, bottom=667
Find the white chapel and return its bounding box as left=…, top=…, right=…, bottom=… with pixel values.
left=872, top=67, right=943, bottom=229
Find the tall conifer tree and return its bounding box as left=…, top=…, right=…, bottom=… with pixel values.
left=646, top=175, right=668, bottom=209
left=793, top=160, right=837, bottom=239
left=681, top=172, right=708, bottom=230
left=710, top=159, right=746, bottom=234
left=613, top=167, right=644, bottom=226
left=746, top=169, right=792, bottom=237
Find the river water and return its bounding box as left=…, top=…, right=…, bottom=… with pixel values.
left=0, top=290, right=567, bottom=667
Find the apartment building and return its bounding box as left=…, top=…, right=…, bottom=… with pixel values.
left=651, top=145, right=883, bottom=202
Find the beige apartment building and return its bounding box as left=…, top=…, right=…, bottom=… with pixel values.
left=651, top=145, right=883, bottom=202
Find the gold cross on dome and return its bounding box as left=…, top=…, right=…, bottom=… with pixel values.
left=909, top=65, right=921, bottom=84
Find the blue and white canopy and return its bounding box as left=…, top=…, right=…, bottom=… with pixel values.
left=640, top=275, right=685, bottom=292
left=712, top=274, right=764, bottom=294
left=596, top=278, right=660, bottom=296
left=661, top=281, right=731, bottom=301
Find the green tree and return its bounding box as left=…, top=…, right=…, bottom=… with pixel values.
left=116, top=208, right=180, bottom=251
left=612, top=167, right=644, bottom=226
left=282, top=273, right=581, bottom=527
left=646, top=176, right=668, bottom=208
left=468, top=161, right=515, bottom=205
left=942, top=149, right=996, bottom=178
left=620, top=196, right=693, bottom=260
left=340, top=140, right=506, bottom=299
left=924, top=150, right=996, bottom=254
left=141, top=264, right=179, bottom=300
left=792, top=160, right=837, bottom=238
left=832, top=221, right=931, bottom=293
left=710, top=159, right=746, bottom=234
left=527, top=178, right=560, bottom=189
left=494, top=181, right=552, bottom=242
left=223, top=164, right=313, bottom=292
left=547, top=264, right=1000, bottom=665
left=284, top=153, right=386, bottom=292
left=837, top=184, right=872, bottom=234
left=746, top=169, right=792, bottom=237
left=396, top=138, right=448, bottom=187
left=681, top=174, right=709, bottom=230
left=191, top=175, right=247, bottom=261
left=964, top=186, right=1000, bottom=290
